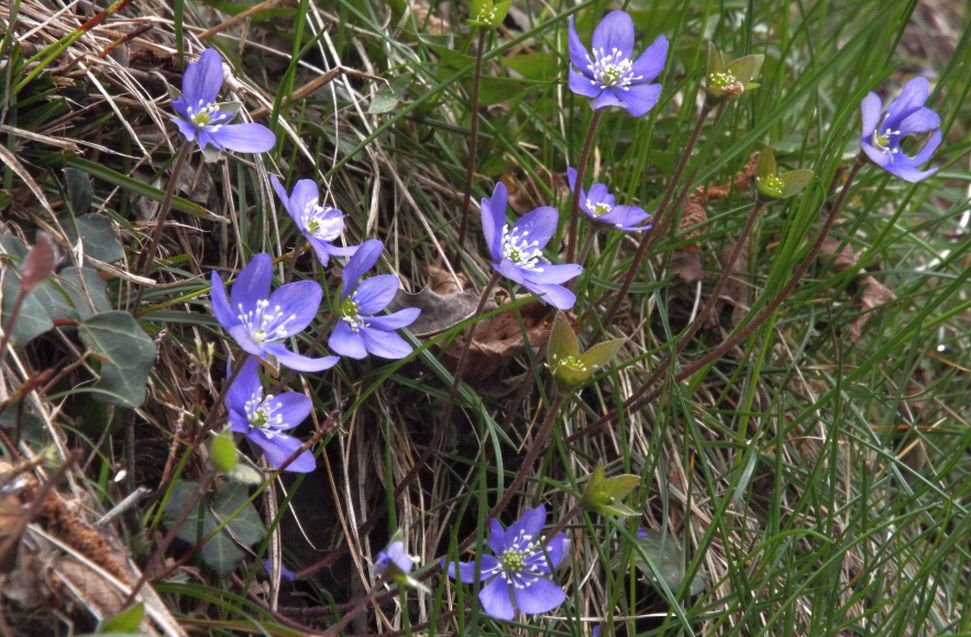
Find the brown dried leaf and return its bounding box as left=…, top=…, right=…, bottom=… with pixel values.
left=671, top=248, right=703, bottom=284
left=849, top=276, right=896, bottom=340
left=388, top=265, right=483, bottom=337
left=445, top=300, right=551, bottom=382
left=427, top=264, right=467, bottom=295
left=819, top=235, right=858, bottom=272
left=719, top=239, right=752, bottom=328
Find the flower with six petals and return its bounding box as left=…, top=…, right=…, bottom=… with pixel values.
left=270, top=175, right=359, bottom=266
left=566, top=167, right=652, bottom=231
left=210, top=253, right=339, bottom=372
left=444, top=505, right=569, bottom=621
left=482, top=182, right=582, bottom=310
left=226, top=357, right=315, bottom=472
left=568, top=10, right=668, bottom=117
left=328, top=240, right=420, bottom=360
left=170, top=49, right=276, bottom=154
left=860, top=77, right=942, bottom=183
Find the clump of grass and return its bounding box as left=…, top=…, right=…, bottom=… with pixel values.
left=0, top=1, right=969, bottom=636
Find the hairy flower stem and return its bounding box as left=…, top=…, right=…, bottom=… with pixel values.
left=602, top=101, right=714, bottom=326
left=490, top=393, right=564, bottom=517
left=132, top=141, right=193, bottom=311
left=628, top=197, right=765, bottom=396
left=566, top=156, right=866, bottom=443
left=566, top=109, right=605, bottom=264
left=453, top=28, right=488, bottom=265
left=441, top=271, right=501, bottom=424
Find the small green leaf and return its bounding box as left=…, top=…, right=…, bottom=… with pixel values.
left=706, top=41, right=724, bottom=75
left=579, top=338, right=624, bottom=372
left=96, top=603, right=144, bottom=633
left=756, top=146, right=777, bottom=180
left=583, top=464, right=641, bottom=518
left=78, top=311, right=156, bottom=408
left=727, top=54, right=764, bottom=85
left=211, top=431, right=238, bottom=473
left=632, top=529, right=706, bottom=596
left=779, top=169, right=814, bottom=197
left=164, top=480, right=265, bottom=576
left=63, top=167, right=93, bottom=216
left=228, top=463, right=263, bottom=485
left=547, top=312, right=580, bottom=361
left=368, top=75, right=410, bottom=114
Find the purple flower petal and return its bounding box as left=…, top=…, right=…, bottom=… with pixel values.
left=907, top=129, right=942, bottom=167
left=525, top=281, right=577, bottom=310
left=481, top=182, right=508, bottom=263
left=377, top=541, right=414, bottom=575
left=567, top=16, right=592, bottom=72
left=445, top=555, right=498, bottom=584
left=209, top=123, right=276, bottom=153
left=226, top=357, right=262, bottom=417
left=328, top=320, right=368, bottom=359
left=210, top=271, right=237, bottom=331
left=884, top=77, right=929, bottom=128
left=509, top=505, right=547, bottom=541
left=591, top=10, right=635, bottom=59
left=351, top=275, right=399, bottom=315
left=270, top=174, right=291, bottom=214
left=614, top=82, right=662, bottom=117
left=887, top=165, right=938, bottom=183
left=341, top=239, right=384, bottom=299
left=861, top=139, right=890, bottom=167
left=496, top=259, right=529, bottom=286
left=262, top=342, right=339, bottom=372
left=512, top=576, right=566, bottom=615
left=479, top=577, right=515, bottom=620
left=569, top=67, right=603, bottom=99
left=171, top=115, right=200, bottom=143
left=565, top=167, right=587, bottom=202
left=327, top=244, right=359, bottom=258
left=487, top=518, right=507, bottom=553
left=262, top=392, right=312, bottom=432
left=523, top=263, right=583, bottom=285
left=249, top=432, right=316, bottom=473
left=362, top=328, right=413, bottom=359
left=599, top=205, right=651, bottom=229
left=510, top=206, right=558, bottom=251
left=230, top=253, right=273, bottom=310
left=542, top=532, right=569, bottom=569
left=366, top=307, right=421, bottom=330
left=182, top=49, right=223, bottom=107
left=229, top=324, right=266, bottom=358
left=897, top=107, right=940, bottom=136
left=630, top=35, right=668, bottom=83
left=265, top=280, right=322, bottom=338
left=591, top=88, right=626, bottom=111
left=859, top=92, right=883, bottom=137
left=287, top=179, right=321, bottom=227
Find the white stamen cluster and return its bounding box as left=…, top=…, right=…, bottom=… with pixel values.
left=496, top=529, right=547, bottom=590
left=186, top=98, right=227, bottom=132
left=340, top=293, right=369, bottom=333
left=501, top=225, right=544, bottom=272
left=586, top=47, right=640, bottom=90
left=244, top=390, right=285, bottom=437
left=237, top=299, right=296, bottom=345
left=587, top=198, right=613, bottom=217
left=301, top=199, right=343, bottom=241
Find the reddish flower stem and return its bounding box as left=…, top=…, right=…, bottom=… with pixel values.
left=566, top=109, right=605, bottom=263
left=454, top=28, right=488, bottom=265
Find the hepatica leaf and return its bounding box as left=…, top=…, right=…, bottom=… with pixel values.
left=164, top=480, right=265, bottom=576
left=78, top=311, right=156, bottom=408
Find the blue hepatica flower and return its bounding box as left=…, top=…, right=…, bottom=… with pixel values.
left=482, top=182, right=582, bottom=310
left=568, top=10, right=668, bottom=117
left=211, top=253, right=339, bottom=372
left=170, top=49, right=275, bottom=153
left=445, top=505, right=569, bottom=621
left=376, top=540, right=416, bottom=577
left=270, top=175, right=359, bottom=266
left=328, top=240, right=420, bottom=360
left=860, top=77, right=942, bottom=183
left=567, top=167, right=652, bottom=231
left=226, top=358, right=315, bottom=472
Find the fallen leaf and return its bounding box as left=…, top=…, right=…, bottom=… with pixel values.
left=671, top=248, right=703, bottom=284
left=849, top=275, right=896, bottom=340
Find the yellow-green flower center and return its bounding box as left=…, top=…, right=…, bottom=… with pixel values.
left=592, top=202, right=612, bottom=217
left=193, top=111, right=212, bottom=127
left=501, top=549, right=526, bottom=573
left=554, top=354, right=587, bottom=372
left=756, top=174, right=784, bottom=198
left=341, top=298, right=360, bottom=319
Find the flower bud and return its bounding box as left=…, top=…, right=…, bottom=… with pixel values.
left=581, top=463, right=641, bottom=518
left=547, top=313, right=623, bottom=393
left=468, top=0, right=510, bottom=28
left=705, top=41, right=763, bottom=103
left=755, top=146, right=814, bottom=199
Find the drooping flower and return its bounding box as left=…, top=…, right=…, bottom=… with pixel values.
left=263, top=559, right=297, bottom=582
left=210, top=253, right=338, bottom=372
left=226, top=357, right=315, bottom=472
left=170, top=49, right=276, bottom=154
left=328, top=240, right=420, bottom=360
left=860, top=77, right=942, bottom=183
left=444, top=505, right=569, bottom=621
left=566, top=167, right=652, bottom=231
left=270, top=175, right=359, bottom=266
left=568, top=10, right=668, bottom=117
left=481, top=182, right=582, bottom=310
left=376, top=540, right=416, bottom=577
